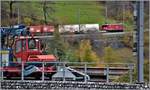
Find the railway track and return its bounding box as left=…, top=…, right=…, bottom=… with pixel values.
left=17, top=32, right=125, bottom=39
left=31, top=29, right=149, bottom=39
left=33, top=32, right=126, bottom=39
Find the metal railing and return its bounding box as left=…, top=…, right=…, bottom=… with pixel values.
left=0, top=61, right=135, bottom=83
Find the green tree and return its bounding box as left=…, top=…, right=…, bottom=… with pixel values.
left=65, top=49, right=78, bottom=62
left=76, top=40, right=99, bottom=63
left=48, top=24, right=69, bottom=61
left=103, top=46, right=122, bottom=63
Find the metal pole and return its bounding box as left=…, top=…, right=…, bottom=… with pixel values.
left=84, top=62, right=87, bottom=83
left=122, top=3, right=125, bottom=24
left=106, top=65, right=109, bottom=83
left=0, top=53, right=1, bottom=90
left=0, top=29, right=2, bottom=80
left=42, top=62, right=44, bottom=81
left=1, top=56, right=3, bottom=81
left=129, top=64, right=133, bottom=84
left=63, top=62, right=65, bottom=82
left=137, top=1, right=144, bottom=83
left=105, top=1, right=108, bottom=24
left=0, top=50, right=3, bottom=80
left=78, top=8, right=80, bottom=32
left=0, top=50, right=2, bottom=90
left=21, top=61, right=24, bottom=80
left=133, top=1, right=138, bottom=56
left=17, top=2, right=20, bottom=24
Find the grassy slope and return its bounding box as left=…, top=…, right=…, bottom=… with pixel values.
left=2, top=1, right=126, bottom=25
left=49, top=1, right=106, bottom=24
left=17, top=1, right=116, bottom=25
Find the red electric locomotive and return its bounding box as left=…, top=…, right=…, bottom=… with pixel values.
left=100, top=24, right=124, bottom=32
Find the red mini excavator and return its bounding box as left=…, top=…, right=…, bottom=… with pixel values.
left=1, top=24, right=56, bottom=79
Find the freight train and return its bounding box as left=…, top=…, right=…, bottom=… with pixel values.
left=28, top=24, right=124, bottom=35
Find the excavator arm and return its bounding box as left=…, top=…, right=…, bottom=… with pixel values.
left=1, top=24, right=30, bottom=49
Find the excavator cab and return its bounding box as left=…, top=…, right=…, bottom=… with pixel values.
left=14, top=36, right=56, bottom=63
left=13, top=37, right=42, bottom=62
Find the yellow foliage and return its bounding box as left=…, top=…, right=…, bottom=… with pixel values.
left=76, top=40, right=99, bottom=64
left=23, top=17, right=32, bottom=25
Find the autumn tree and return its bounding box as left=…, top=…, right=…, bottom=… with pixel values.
left=23, top=17, right=32, bottom=25
left=76, top=40, right=99, bottom=63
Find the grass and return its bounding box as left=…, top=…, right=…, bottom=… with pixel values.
left=2, top=1, right=132, bottom=26
left=41, top=1, right=107, bottom=24
left=51, top=1, right=125, bottom=25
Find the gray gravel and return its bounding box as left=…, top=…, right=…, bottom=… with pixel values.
left=1, top=80, right=149, bottom=89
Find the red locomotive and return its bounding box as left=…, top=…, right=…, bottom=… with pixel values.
left=100, top=24, right=124, bottom=32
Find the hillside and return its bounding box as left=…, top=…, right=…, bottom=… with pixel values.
left=1, top=1, right=149, bottom=57
left=1, top=1, right=149, bottom=61
left=1, top=1, right=123, bottom=26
